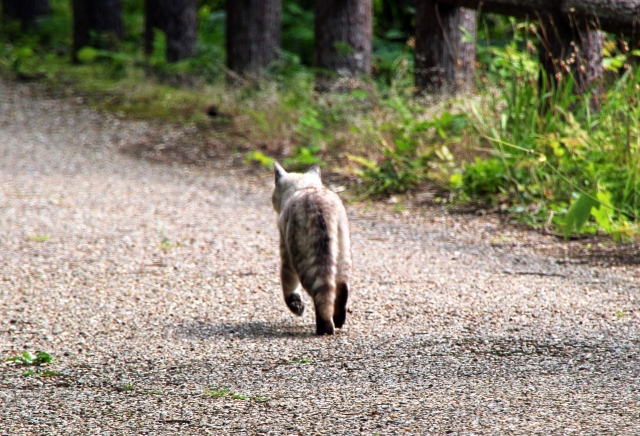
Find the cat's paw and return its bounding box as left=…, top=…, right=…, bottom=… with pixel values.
left=315, top=317, right=335, bottom=336
left=285, top=293, right=305, bottom=316
left=333, top=311, right=346, bottom=329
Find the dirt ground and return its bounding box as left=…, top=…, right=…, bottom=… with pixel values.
left=1, top=81, right=639, bottom=435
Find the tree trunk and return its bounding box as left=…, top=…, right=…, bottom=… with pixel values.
left=538, top=13, right=604, bottom=110
left=435, top=0, right=640, bottom=36
left=72, top=0, right=123, bottom=60
left=1, top=0, right=50, bottom=26
left=226, top=0, right=281, bottom=77
left=415, top=1, right=477, bottom=94
left=314, top=0, right=372, bottom=88
left=144, top=0, right=197, bottom=63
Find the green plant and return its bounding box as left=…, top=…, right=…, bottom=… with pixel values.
left=121, top=383, right=136, bottom=392
left=27, top=234, right=49, bottom=242
left=245, top=151, right=275, bottom=169
left=159, top=234, right=180, bottom=251
left=287, top=357, right=312, bottom=364
left=203, top=387, right=231, bottom=398
left=458, top=21, right=640, bottom=238
left=6, top=351, right=54, bottom=366
left=349, top=97, right=465, bottom=195
left=283, top=105, right=327, bottom=169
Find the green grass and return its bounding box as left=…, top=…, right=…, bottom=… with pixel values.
left=120, top=383, right=136, bottom=392
left=459, top=26, right=640, bottom=239
left=159, top=234, right=179, bottom=251
left=1, top=4, right=638, bottom=240
left=203, top=387, right=232, bottom=398
left=287, top=357, right=313, bottom=364
left=27, top=234, right=50, bottom=242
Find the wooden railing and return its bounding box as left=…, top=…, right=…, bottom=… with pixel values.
left=436, top=0, right=640, bottom=35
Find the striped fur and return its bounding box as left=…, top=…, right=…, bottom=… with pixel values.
left=272, top=162, right=352, bottom=335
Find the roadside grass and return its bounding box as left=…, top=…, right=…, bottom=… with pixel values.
left=1, top=4, right=638, bottom=239
left=27, top=234, right=50, bottom=242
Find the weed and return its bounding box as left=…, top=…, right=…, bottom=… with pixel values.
left=203, top=387, right=231, bottom=398
left=120, top=383, right=136, bottom=392
left=6, top=351, right=54, bottom=366
left=245, top=151, right=275, bottom=169
left=159, top=234, right=180, bottom=251
left=252, top=396, right=270, bottom=403
left=615, top=310, right=628, bottom=319
left=27, top=234, right=49, bottom=242
left=203, top=387, right=254, bottom=400
left=287, top=357, right=312, bottom=364
left=458, top=21, right=640, bottom=238
left=8, top=352, right=57, bottom=377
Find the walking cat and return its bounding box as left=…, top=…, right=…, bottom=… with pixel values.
left=272, top=162, right=352, bottom=335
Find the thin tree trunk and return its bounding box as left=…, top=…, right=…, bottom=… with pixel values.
left=538, top=13, right=604, bottom=110
left=415, top=1, right=477, bottom=94
left=144, top=0, right=197, bottom=63
left=72, top=0, right=123, bottom=60
left=314, top=0, right=372, bottom=89
left=144, top=0, right=159, bottom=55
left=1, top=0, right=50, bottom=27
left=226, top=0, right=281, bottom=77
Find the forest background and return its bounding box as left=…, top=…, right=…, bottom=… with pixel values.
left=1, top=0, right=640, bottom=241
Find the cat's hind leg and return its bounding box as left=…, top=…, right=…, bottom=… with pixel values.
left=313, top=283, right=336, bottom=335
left=333, top=281, right=349, bottom=329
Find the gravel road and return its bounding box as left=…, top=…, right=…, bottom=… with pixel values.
left=1, top=81, right=639, bottom=435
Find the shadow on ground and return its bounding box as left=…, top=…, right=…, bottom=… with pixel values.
left=173, top=319, right=316, bottom=339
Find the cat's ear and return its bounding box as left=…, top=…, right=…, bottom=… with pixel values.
left=307, top=163, right=321, bottom=178
left=274, top=161, right=287, bottom=183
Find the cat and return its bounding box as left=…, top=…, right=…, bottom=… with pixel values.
left=272, top=162, right=352, bottom=335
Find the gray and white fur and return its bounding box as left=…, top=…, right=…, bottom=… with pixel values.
left=272, top=162, right=352, bottom=335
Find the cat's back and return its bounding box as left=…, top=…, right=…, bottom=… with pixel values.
left=279, top=186, right=346, bottom=231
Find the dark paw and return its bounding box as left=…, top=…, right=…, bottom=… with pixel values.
left=315, top=317, right=335, bottom=335
left=333, top=310, right=346, bottom=329
left=285, top=293, right=305, bottom=316
left=334, top=282, right=348, bottom=329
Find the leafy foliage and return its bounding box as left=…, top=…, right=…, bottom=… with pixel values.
left=0, top=4, right=638, bottom=240
left=458, top=19, right=640, bottom=238
left=6, top=351, right=54, bottom=366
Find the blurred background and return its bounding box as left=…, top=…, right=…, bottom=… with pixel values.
left=1, top=0, right=639, bottom=240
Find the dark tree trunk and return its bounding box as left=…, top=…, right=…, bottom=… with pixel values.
left=314, top=0, right=372, bottom=86
left=2, top=0, right=50, bottom=26
left=144, top=0, right=159, bottom=55
left=538, top=13, right=604, bottom=110
left=72, top=0, right=123, bottom=60
left=415, top=1, right=477, bottom=93
left=144, top=0, right=197, bottom=63
left=226, top=0, right=281, bottom=77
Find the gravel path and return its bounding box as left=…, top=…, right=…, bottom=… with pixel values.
left=1, top=81, right=639, bottom=435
